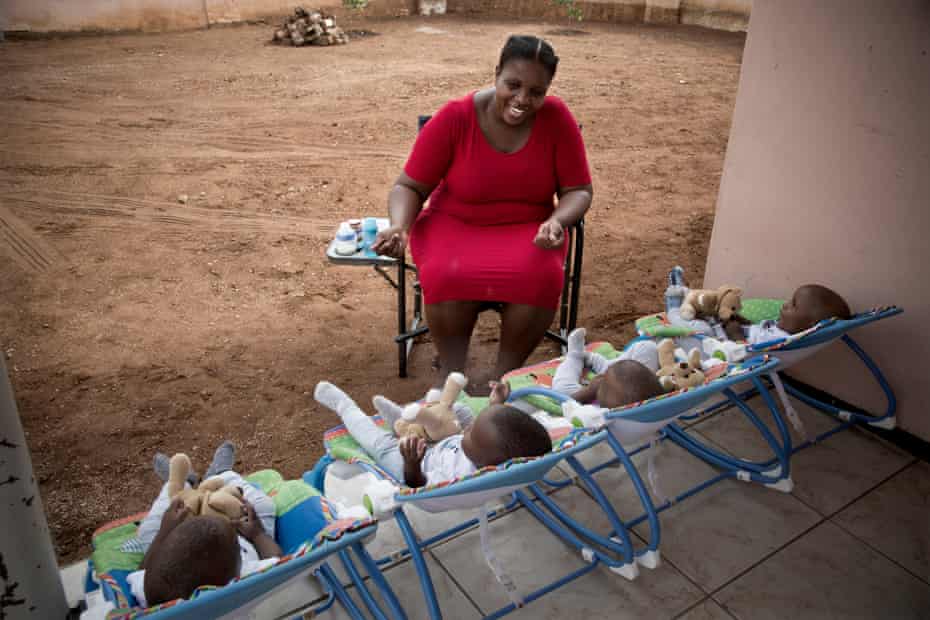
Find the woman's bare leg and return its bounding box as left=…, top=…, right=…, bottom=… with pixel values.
left=493, top=303, right=556, bottom=379
left=424, top=300, right=483, bottom=385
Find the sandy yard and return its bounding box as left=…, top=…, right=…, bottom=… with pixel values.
left=0, top=15, right=744, bottom=562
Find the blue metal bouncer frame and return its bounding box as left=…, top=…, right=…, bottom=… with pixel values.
left=661, top=307, right=902, bottom=493
left=305, top=357, right=782, bottom=620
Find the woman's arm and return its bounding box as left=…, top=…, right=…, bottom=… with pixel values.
left=554, top=184, right=593, bottom=228
left=372, top=173, right=435, bottom=258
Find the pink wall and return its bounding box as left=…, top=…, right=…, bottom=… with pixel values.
left=705, top=1, right=930, bottom=439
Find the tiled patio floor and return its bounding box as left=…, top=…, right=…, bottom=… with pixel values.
left=64, top=395, right=930, bottom=619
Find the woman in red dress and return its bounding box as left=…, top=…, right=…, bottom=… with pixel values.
left=372, top=35, right=593, bottom=387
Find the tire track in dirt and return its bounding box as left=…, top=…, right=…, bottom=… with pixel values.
left=1, top=117, right=404, bottom=162
left=0, top=205, right=63, bottom=273
left=2, top=190, right=332, bottom=238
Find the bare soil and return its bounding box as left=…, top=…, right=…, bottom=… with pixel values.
left=0, top=16, right=744, bottom=562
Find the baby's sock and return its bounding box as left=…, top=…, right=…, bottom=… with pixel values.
left=315, top=381, right=359, bottom=419
left=154, top=452, right=198, bottom=485
left=372, top=395, right=404, bottom=429
left=204, top=440, right=236, bottom=478
left=153, top=452, right=171, bottom=482
left=452, top=401, right=475, bottom=430
left=566, top=327, right=587, bottom=359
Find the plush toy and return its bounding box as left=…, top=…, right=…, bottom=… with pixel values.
left=394, top=372, right=468, bottom=442
left=679, top=285, right=743, bottom=322
left=167, top=453, right=244, bottom=521
left=656, top=338, right=705, bottom=392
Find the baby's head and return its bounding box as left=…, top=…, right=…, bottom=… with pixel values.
left=462, top=404, right=552, bottom=468
left=777, top=284, right=851, bottom=334
left=597, top=360, right=665, bottom=409
left=144, top=515, right=240, bottom=606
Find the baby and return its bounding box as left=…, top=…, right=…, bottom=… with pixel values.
left=314, top=382, right=552, bottom=488
left=666, top=275, right=851, bottom=347
left=129, top=442, right=282, bottom=607
left=551, top=328, right=663, bottom=408
left=731, top=283, right=852, bottom=343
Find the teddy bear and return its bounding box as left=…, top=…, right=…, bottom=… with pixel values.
left=656, top=338, right=705, bottom=392
left=394, top=372, right=468, bottom=443
left=166, top=453, right=244, bottom=521
left=679, top=285, right=743, bottom=322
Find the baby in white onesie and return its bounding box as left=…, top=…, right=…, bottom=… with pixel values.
left=314, top=381, right=552, bottom=488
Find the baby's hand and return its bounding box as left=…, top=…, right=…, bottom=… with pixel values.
left=235, top=501, right=266, bottom=542
left=160, top=498, right=190, bottom=533
left=399, top=436, right=427, bottom=466
left=488, top=381, right=511, bottom=405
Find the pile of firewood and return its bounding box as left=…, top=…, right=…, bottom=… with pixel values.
left=272, top=7, right=349, bottom=46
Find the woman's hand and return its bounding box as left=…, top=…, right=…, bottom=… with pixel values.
left=371, top=226, right=408, bottom=259
left=533, top=218, right=565, bottom=249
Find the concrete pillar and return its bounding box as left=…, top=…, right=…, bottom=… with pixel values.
left=0, top=356, right=68, bottom=618
left=704, top=0, right=930, bottom=440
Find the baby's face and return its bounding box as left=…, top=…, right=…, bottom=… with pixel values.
left=778, top=289, right=812, bottom=334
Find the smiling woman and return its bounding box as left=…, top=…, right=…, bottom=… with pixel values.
left=372, top=35, right=593, bottom=389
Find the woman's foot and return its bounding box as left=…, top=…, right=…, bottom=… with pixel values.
left=204, top=441, right=236, bottom=479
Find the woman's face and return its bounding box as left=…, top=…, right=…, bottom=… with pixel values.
left=494, top=58, right=552, bottom=126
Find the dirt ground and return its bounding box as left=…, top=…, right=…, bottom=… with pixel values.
left=0, top=16, right=744, bottom=562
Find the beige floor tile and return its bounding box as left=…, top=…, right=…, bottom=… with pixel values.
left=690, top=395, right=914, bottom=515
left=639, top=482, right=819, bottom=592
left=715, top=521, right=930, bottom=620
left=433, top=485, right=704, bottom=618
left=785, top=428, right=913, bottom=516
left=834, top=460, right=930, bottom=582
left=690, top=393, right=839, bottom=458
left=589, top=435, right=729, bottom=519
left=678, top=598, right=736, bottom=620
left=316, top=554, right=480, bottom=620
left=249, top=572, right=325, bottom=619
left=588, top=435, right=821, bottom=592
left=502, top=562, right=704, bottom=620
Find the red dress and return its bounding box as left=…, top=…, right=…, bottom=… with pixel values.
left=405, top=93, right=591, bottom=310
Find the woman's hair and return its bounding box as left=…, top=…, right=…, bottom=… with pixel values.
left=498, top=35, right=559, bottom=79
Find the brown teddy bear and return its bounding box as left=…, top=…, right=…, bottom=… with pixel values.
left=167, top=453, right=244, bottom=521
left=394, top=372, right=467, bottom=443
left=679, top=285, right=743, bottom=322
left=656, top=338, right=705, bottom=392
